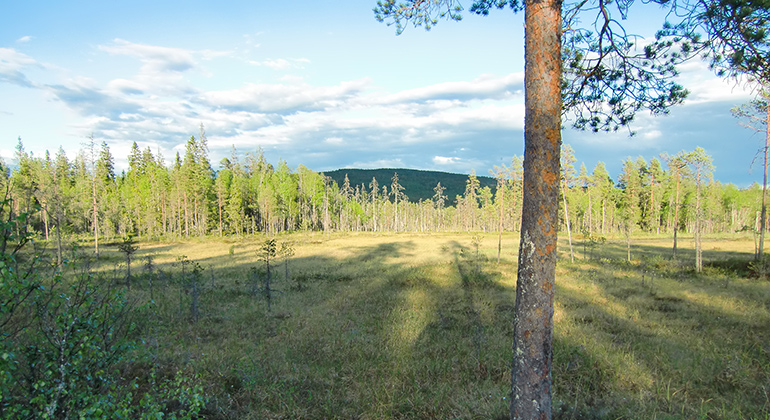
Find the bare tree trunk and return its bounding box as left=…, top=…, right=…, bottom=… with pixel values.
left=92, top=176, right=99, bottom=257
left=510, top=1, right=561, bottom=418
left=757, top=103, right=770, bottom=260
left=218, top=183, right=223, bottom=236
left=183, top=191, right=189, bottom=238
left=601, top=200, right=606, bottom=234
left=587, top=189, right=592, bottom=235
left=695, top=173, right=703, bottom=272
left=42, top=204, right=49, bottom=241
left=561, top=181, right=574, bottom=263
left=498, top=184, right=503, bottom=265
left=55, top=212, right=63, bottom=267
left=673, top=174, right=680, bottom=259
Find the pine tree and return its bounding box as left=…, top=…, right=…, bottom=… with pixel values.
left=687, top=148, right=715, bottom=273
left=663, top=152, right=689, bottom=258
left=390, top=172, right=405, bottom=232
left=433, top=182, right=447, bottom=232
left=560, top=145, right=577, bottom=262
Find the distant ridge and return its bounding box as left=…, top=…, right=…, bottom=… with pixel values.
left=323, top=168, right=497, bottom=203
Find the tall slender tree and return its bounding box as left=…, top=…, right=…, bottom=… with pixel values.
left=433, top=182, right=447, bottom=231
left=577, top=162, right=593, bottom=234
left=491, top=165, right=509, bottom=264
left=732, top=89, right=770, bottom=259
left=591, top=162, right=613, bottom=234
left=561, top=144, right=577, bottom=262
left=370, top=177, right=380, bottom=231
left=390, top=172, right=405, bottom=232
left=663, top=152, right=689, bottom=258
left=688, top=147, right=715, bottom=272
left=647, top=157, right=665, bottom=234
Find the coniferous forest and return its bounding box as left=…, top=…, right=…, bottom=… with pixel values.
left=3, top=131, right=770, bottom=419
left=1, top=132, right=765, bottom=245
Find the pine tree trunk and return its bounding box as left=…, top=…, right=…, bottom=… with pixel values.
left=561, top=181, right=574, bottom=263
left=218, top=184, right=223, bottom=236
left=498, top=184, right=503, bottom=265
left=55, top=207, right=63, bottom=267
left=602, top=200, right=606, bottom=234
left=673, top=175, right=680, bottom=259
left=760, top=102, right=769, bottom=259
left=183, top=191, right=189, bottom=238
left=696, top=173, right=703, bottom=272
left=510, top=1, right=561, bottom=417
left=587, top=189, right=592, bottom=235
left=92, top=176, right=99, bottom=257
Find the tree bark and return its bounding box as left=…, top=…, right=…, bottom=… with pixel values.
left=92, top=174, right=99, bottom=257
left=498, top=180, right=504, bottom=264
left=760, top=99, right=769, bottom=259
left=511, top=0, right=561, bottom=418
left=695, top=172, right=702, bottom=272
left=561, top=180, right=574, bottom=263
left=673, top=172, right=681, bottom=259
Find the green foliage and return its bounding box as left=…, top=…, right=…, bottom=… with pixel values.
left=748, top=255, right=770, bottom=280
left=373, top=0, right=463, bottom=34
left=0, top=204, right=206, bottom=419
left=1, top=135, right=766, bottom=240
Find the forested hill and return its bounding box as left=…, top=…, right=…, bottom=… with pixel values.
left=323, top=168, right=497, bottom=203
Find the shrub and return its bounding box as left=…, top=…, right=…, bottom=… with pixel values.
left=0, top=202, right=205, bottom=419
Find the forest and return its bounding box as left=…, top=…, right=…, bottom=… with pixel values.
left=2, top=131, right=770, bottom=419
left=1, top=131, right=765, bottom=249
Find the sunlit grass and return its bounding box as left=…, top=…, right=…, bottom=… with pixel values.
left=67, top=232, right=770, bottom=419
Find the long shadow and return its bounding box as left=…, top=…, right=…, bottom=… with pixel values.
left=552, top=250, right=770, bottom=419
left=92, top=234, right=770, bottom=419
left=98, top=235, right=515, bottom=419
left=570, top=236, right=756, bottom=269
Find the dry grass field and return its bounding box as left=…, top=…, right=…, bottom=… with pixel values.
left=86, top=232, right=770, bottom=419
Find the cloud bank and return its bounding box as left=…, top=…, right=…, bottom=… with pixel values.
left=0, top=38, right=756, bottom=184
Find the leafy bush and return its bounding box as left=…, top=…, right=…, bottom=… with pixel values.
left=0, top=202, right=205, bottom=419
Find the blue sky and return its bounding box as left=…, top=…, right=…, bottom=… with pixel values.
left=0, top=0, right=761, bottom=186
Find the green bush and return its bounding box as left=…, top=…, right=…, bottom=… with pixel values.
left=0, top=202, right=205, bottom=419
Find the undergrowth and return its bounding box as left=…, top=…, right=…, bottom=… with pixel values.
left=10, top=230, right=770, bottom=419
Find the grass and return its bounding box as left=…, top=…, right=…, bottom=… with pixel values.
left=67, top=231, right=770, bottom=419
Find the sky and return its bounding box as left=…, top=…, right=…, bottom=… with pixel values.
left=0, top=1, right=763, bottom=186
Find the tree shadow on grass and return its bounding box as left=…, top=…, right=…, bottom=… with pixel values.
left=95, top=234, right=770, bottom=419
left=98, top=235, right=515, bottom=419
left=552, top=248, right=770, bottom=419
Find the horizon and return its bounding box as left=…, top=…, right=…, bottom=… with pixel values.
left=0, top=1, right=762, bottom=188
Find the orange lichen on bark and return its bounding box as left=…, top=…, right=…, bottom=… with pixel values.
left=542, top=168, right=557, bottom=185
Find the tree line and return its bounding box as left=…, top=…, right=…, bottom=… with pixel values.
left=0, top=131, right=764, bottom=249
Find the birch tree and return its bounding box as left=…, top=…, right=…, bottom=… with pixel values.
left=732, top=89, right=770, bottom=259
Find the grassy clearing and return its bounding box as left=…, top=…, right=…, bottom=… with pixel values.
left=81, top=232, right=770, bottom=419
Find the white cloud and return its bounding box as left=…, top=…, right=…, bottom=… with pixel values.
left=0, top=48, right=39, bottom=87
left=675, top=60, right=754, bottom=105
left=379, top=72, right=524, bottom=104
left=433, top=156, right=459, bottom=165
left=349, top=158, right=406, bottom=169
left=0, top=148, right=13, bottom=161
left=16, top=36, right=32, bottom=43
left=99, top=39, right=199, bottom=73
left=249, top=58, right=311, bottom=70
left=643, top=129, right=662, bottom=140
left=200, top=78, right=370, bottom=113
left=12, top=38, right=528, bottom=176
